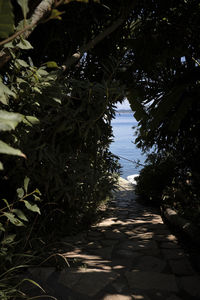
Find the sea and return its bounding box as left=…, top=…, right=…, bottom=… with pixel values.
left=110, top=111, right=146, bottom=179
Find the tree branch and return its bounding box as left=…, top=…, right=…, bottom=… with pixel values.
left=0, top=0, right=55, bottom=69
left=61, top=17, right=125, bottom=72
left=24, top=0, right=55, bottom=39
left=0, top=24, right=33, bottom=47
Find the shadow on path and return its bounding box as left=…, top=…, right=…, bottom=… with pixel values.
left=26, top=178, right=200, bottom=300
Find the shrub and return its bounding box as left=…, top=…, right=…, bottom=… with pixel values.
left=135, top=152, right=176, bottom=205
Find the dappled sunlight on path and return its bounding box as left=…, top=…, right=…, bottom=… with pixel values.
left=26, top=178, right=200, bottom=300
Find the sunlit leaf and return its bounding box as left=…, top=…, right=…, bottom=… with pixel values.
left=3, top=212, right=24, bottom=226
left=17, top=187, right=24, bottom=198
left=12, top=209, right=28, bottom=222
left=16, top=39, right=33, bottom=50
left=17, top=0, right=29, bottom=20
left=24, top=176, right=30, bottom=193
left=24, top=200, right=41, bottom=214
left=0, top=82, right=16, bottom=105
left=0, top=110, right=24, bottom=131
left=48, top=9, right=65, bottom=21
left=0, top=140, right=26, bottom=158
left=37, top=68, right=49, bottom=76
left=2, top=198, right=10, bottom=209
left=46, top=61, right=59, bottom=68
left=33, top=194, right=41, bottom=202
left=15, top=59, right=29, bottom=68
left=34, top=188, right=41, bottom=195
left=23, top=116, right=40, bottom=126
left=3, top=41, right=15, bottom=48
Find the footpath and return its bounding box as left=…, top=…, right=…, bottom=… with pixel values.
left=27, top=178, right=200, bottom=300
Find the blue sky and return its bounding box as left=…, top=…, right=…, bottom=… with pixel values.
left=116, top=99, right=131, bottom=110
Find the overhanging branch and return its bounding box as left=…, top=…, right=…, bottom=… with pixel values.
left=61, top=17, right=125, bottom=72
left=0, top=0, right=55, bottom=69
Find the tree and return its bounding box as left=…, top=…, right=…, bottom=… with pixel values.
left=124, top=0, right=200, bottom=213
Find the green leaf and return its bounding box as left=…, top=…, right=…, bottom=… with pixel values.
left=0, top=110, right=24, bottom=131
left=3, top=212, right=24, bottom=226
left=17, top=187, right=24, bottom=198
left=17, top=0, right=29, bottom=20
left=48, top=9, right=65, bottom=21
left=33, top=87, right=42, bottom=94
left=0, top=0, right=14, bottom=39
left=0, top=222, right=5, bottom=232
left=1, top=234, right=16, bottom=244
left=23, top=116, right=40, bottom=126
left=15, top=59, right=29, bottom=67
left=3, top=41, right=15, bottom=48
left=0, top=140, right=26, bottom=158
left=19, top=278, right=45, bottom=293
left=0, top=81, right=16, bottom=105
left=33, top=194, right=41, bottom=202
left=46, top=61, right=59, bottom=68
left=12, top=209, right=28, bottom=222
left=24, top=176, right=30, bottom=193
left=37, top=68, right=49, bottom=76
left=34, top=188, right=41, bottom=195
left=16, top=39, right=33, bottom=50
left=0, top=161, right=3, bottom=170
left=24, top=200, right=41, bottom=214
left=2, top=198, right=10, bottom=210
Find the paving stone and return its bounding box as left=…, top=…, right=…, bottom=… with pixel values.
left=102, top=294, right=132, bottom=300
left=129, top=232, right=154, bottom=240
left=130, top=220, right=152, bottom=225
left=126, top=271, right=178, bottom=291
left=64, top=252, right=102, bottom=262
left=111, top=258, right=135, bottom=269
left=166, top=295, right=182, bottom=300
left=36, top=179, right=199, bottom=300
left=128, top=226, right=150, bottom=233
left=112, top=277, right=128, bottom=293
left=82, top=259, right=111, bottom=270
left=169, top=258, right=195, bottom=275
left=97, top=218, right=117, bottom=227
left=132, top=256, right=167, bottom=272
left=118, top=239, right=158, bottom=252
left=88, top=235, right=104, bottom=241
left=162, top=249, right=185, bottom=260
left=101, top=239, right=119, bottom=247
left=152, top=229, right=171, bottom=235
left=58, top=268, right=118, bottom=297
left=88, top=230, right=103, bottom=237
left=104, top=230, right=126, bottom=240
left=28, top=267, right=56, bottom=282
left=86, top=241, right=102, bottom=249
left=112, top=265, right=126, bottom=270
left=148, top=224, right=168, bottom=230
left=89, top=246, right=113, bottom=259
left=114, top=249, right=140, bottom=259
left=140, top=248, right=160, bottom=256
left=131, top=292, right=151, bottom=300
left=115, top=220, right=135, bottom=226
left=160, top=242, right=180, bottom=249
left=154, top=234, right=177, bottom=242
left=179, top=276, right=200, bottom=297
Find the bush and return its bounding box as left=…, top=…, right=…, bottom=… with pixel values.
left=135, top=153, right=176, bottom=205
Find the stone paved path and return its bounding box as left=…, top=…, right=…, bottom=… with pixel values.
left=27, top=178, right=200, bottom=300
